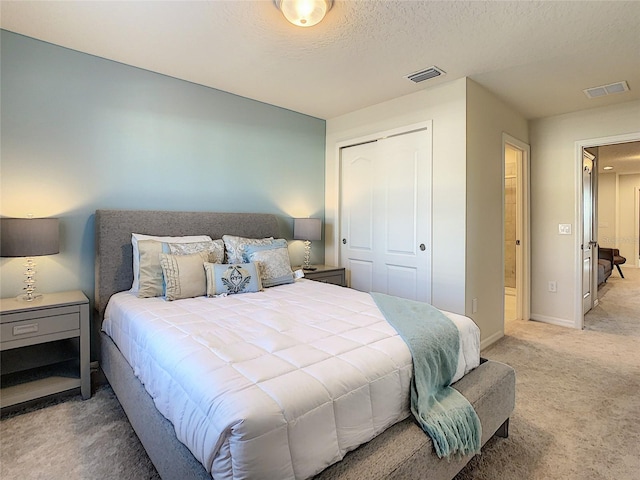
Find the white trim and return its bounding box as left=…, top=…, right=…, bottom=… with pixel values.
left=575, top=131, right=640, bottom=330
left=635, top=187, right=640, bottom=268
left=480, top=330, right=504, bottom=351
left=503, top=133, right=531, bottom=322
left=530, top=314, right=575, bottom=329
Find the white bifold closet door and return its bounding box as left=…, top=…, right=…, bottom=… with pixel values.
left=340, top=127, right=432, bottom=303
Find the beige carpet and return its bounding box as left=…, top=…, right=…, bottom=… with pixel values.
left=456, top=266, right=640, bottom=480
left=2, top=268, right=639, bottom=479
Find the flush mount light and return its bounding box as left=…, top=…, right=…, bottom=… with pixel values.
left=603, top=166, right=614, bottom=170
left=275, top=0, right=333, bottom=27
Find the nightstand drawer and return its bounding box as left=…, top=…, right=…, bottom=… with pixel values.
left=1, top=312, right=80, bottom=346
left=310, top=273, right=345, bottom=286
left=303, top=266, right=347, bottom=287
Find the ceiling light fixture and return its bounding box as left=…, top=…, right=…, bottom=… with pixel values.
left=275, top=0, right=333, bottom=27
left=603, top=166, right=614, bottom=170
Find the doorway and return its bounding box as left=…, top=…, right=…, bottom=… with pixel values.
left=503, top=134, right=530, bottom=324
left=575, top=133, right=640, bottom=329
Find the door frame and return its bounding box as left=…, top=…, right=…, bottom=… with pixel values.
left=503, top=134, right=531, bottom=322
left=582, top=150, right=598, bottom=315
left=574, top=131, right=640, bottom=329
left=636, top=187, right=640, bottom=268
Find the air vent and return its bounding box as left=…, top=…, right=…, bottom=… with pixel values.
left=406, top=66, right=446, bottom=83
left=583, top=81, right=629, bottom=99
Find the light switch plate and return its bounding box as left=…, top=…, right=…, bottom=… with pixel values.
left=558, top=224, right=572, bottom=235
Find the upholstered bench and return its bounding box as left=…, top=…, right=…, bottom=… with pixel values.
left=315, top=359, right=516, bottom=479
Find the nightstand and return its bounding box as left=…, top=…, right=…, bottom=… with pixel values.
left=0, top=290, right=90, bottom=408
left=302, top=265, right=347, bottom=287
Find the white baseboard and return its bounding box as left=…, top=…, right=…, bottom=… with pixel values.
left=480, top=330, right=504, bottom=351
left=529, top=314, right=576, bottom=329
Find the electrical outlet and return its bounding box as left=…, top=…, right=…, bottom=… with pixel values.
left=472, top=298, right=478, bottom=313
left=558, top=224, right=572, bottom=235
left=548, top=281, right=557, bottom=293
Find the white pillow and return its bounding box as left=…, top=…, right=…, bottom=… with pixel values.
left=131, top=233, right=212, bottom=293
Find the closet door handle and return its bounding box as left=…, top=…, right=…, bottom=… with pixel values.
left=419, top=243, right=426, bottom=251
left=342, top=238, right=347, bottom=245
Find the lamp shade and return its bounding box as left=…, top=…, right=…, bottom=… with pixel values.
left=293, top=218, right=322, bottom=241
left=0, top=218, right=60, bottom=257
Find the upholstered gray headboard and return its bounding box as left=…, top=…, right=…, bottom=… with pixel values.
left=94, top=209, right=280, bottom=318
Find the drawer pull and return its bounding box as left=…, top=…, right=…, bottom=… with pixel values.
left=13, top=323, right=39, bottom=335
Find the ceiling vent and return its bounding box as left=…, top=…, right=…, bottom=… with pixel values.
left=583, top=81, right=629, bottom=99
left=406, top=66, right=446, bottom=83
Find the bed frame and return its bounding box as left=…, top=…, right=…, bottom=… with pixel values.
left=95, top=209, right=516, bottom=479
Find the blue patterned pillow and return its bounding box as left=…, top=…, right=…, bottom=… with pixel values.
left=205, top=262, right=263, bottom=296
left=243, top=239, right=294, bottom=288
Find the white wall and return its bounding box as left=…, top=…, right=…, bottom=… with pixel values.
left=530, top=100, right=640, bottom=326
left=597, top=172, right=617, bottom=248
left=325, top=78, right=528, bottom=347
left=325, top=78, right=467, bottom=314
left=465, top=79, right=529, bottom=345
left=618, top=173, right=640, bottom=264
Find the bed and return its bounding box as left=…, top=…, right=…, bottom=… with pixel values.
left=95, top=209, right=515, bottom=480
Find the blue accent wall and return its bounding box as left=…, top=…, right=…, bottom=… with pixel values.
left=0, top=31, right=326, bottom=304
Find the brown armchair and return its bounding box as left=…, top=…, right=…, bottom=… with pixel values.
left=599, top=247, right=626, bottom=278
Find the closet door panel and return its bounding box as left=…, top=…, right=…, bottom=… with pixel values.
left=340, top=124, right=432, bottom=303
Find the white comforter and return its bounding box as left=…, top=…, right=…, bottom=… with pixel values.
left=103, top=279, right=480, bottom=479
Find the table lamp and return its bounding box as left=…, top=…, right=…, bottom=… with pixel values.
left=1, top=217, right=60, bottom=301
left=293, top=217, right=321, bottom=271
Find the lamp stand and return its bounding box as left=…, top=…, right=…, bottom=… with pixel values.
left=20, top=257, right=42, bottom=301
left=302, top=240, right=317, bottom=271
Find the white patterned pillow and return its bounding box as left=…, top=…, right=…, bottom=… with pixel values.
left=159, top=252, right=208, bottom=301
left=167, top=239, right=224, bottom=264
left=244, top=239, right=294, bottom=288
left=222, top=235, right=274, bottom=264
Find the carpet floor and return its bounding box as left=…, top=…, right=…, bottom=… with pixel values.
left=2, top=268, right=639, bottom=479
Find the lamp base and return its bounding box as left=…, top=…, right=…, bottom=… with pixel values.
left=303, top=266, right=317, bottom=271
left=16, top=293, right=43, bottom=302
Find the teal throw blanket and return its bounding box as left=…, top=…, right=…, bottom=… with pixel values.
left=371, top=292, right=481, bottom=458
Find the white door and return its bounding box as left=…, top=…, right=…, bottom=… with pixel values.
left=582, top=151, right=596, bottom=314
left=340, top=128, right=432, bottom=302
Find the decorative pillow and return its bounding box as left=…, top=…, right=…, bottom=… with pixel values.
left=205, top=262, right=263, bottom=296
left=244, top=239, right=294, bottom=288
left=131, top=233, right=212, bottom=293
left=159, top=252, right=208, bottom=301
left=222, top=235, right=274, bottom=264
left=137, top=239, right=224, bottom=298
left=167, top=239, right=225, bottom=264
left=137, top=240, right=165, bottom=298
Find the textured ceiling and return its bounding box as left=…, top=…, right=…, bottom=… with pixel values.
left=597, top=142, right=640, bottom=174
left=1, top=0, right=639, bottom=122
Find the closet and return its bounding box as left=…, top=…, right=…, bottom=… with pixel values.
left=339, top=126, right=432, bottom=302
